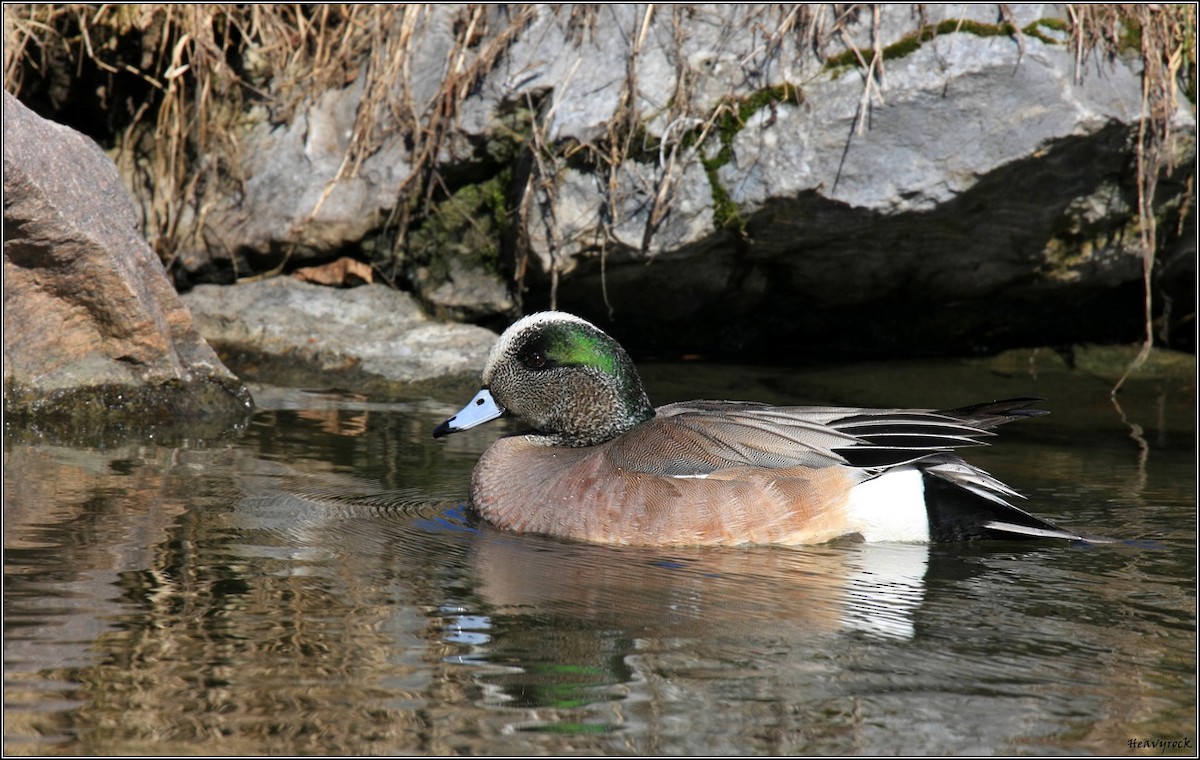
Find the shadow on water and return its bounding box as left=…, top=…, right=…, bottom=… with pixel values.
left=4, top=356, right=1195, bottom=755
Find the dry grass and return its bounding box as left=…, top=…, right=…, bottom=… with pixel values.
left=1068, top=4, right=1197, bottom=391
left=2, top=5, right=533, bottom=271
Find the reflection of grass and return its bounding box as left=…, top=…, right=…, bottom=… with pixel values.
left=494, top=661, right=618, bottom=710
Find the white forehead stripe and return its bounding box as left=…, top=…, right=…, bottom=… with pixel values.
left=483, top=312, right=601, bottom=380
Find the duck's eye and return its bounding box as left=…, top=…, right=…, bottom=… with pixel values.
left=523, top=350, right=548, bottom=370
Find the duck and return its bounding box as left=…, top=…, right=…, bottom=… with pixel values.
left=433, top=311, right=1092, bottom=546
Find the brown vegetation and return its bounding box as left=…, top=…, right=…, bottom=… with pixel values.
left=1067, top=5, right=1196, bottom=389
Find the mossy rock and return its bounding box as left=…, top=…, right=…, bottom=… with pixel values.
left=3, top=378, right=254, bottom=444
left=822, top=17, right=1072, bottom=76
left=405, top=172, right=516, bottom=320
left=409, top=175, right=508, bottom=278
left=983, top=345, right=1196, bottom=385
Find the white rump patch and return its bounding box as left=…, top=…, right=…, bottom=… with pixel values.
left=847, top=466, right=930, bottom=543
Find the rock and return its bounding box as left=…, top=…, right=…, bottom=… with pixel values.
left=1155, top=203, right=1196, bottom=353
left=35, top=4, right=1192, bottom=355
left=181, top=278, right=497, bottom=396
left=210, top=78, right=414, bottom=273
left=424, top=257, right=515, bottom=323
left=2, top=91, right=253, bottom=430
left=404, top=172, right=518, bottom=322
left=177, top=9, right=456, bottom=284
left=505, top=8, right=1195, bottom=356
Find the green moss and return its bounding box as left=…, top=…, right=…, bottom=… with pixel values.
left=1022, top=18, right=1069, bottom=45
left=407, top=171, right=512, bottom=282
left=3, top=378, right=253, bottom=432
left=737, top=83, right=803, bottom=121
left=692, top=84, right=802, bottom=232
left=402, top=104, right=530, bottom=284
left=823, top=16, right=1069, bottom=75
left=706, top=169, right=741, bottom=231
left=936, top=18, right=1016, bottom=38
left=1117, top=17, right=1144, bottom=54
left=1029, top=16, right=1069, bottom=33
left=484, top=104, right=536, bottom=165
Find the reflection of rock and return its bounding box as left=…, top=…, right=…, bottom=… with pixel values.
left=2, top=92, right=252, bottom=427
left=181, top=278, right=498, bottom=396
left=2, top=437, right=441, bottom=756
left=2, top=441, right=191, bottom=692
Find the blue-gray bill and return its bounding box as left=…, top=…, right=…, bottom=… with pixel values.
left=433, top=388, right=505, bottom=438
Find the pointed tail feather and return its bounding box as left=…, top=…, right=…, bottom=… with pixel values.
left=921, top=461, right=1100, bottom=542
left=938, top=397, right=1050, bottom=431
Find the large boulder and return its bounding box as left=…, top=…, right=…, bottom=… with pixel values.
left=3, top=91, right=252, bottom=430
left=499, top=5, right=1195, bottom=354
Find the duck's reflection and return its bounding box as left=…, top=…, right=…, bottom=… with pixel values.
left=466, top=523, right=930, bottom=641
left=443, top=523, right=932, bottom=734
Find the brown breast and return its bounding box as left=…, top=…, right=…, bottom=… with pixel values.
left=470, top=435, right=858, bottom=546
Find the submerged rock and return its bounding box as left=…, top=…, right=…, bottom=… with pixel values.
left=2, top=92, right=253, bottom=430
left=181, top=278, right=497, bottom=397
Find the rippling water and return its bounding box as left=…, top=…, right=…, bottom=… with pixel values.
left=4, top=357, right=1195, bottom=755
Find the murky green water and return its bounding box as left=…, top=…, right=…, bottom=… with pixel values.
left=5, top=357, right=1195, bottom=755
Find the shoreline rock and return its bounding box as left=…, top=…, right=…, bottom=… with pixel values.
left=5, top=4, right=1193, bottom=394
left=3, top=92, right=253, bottom=430
left=181, top=278, right=497, bottom=399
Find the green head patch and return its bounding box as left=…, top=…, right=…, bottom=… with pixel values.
left=514, top=320, right=626, bottom=379
left=549, top=325, right=620, bottom=376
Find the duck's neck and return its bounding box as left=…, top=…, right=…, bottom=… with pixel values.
left=607, top=366, right=655, bottom=439
left=552, top=373, right=655, bottom=448
left=612, top=390, right=655, bottom=439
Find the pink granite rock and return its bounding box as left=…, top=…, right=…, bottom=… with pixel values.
left=3, top=91, right=251, bottom=428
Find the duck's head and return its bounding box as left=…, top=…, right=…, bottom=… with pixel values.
left=433, top=312, right=655, bottom=447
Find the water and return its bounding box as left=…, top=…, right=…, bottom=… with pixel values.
left=4, top=357, right=1195, bottom=755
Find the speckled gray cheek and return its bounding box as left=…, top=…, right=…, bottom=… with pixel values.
left=483, top=363, right=528, bottom=415
left=554, top=373, right=612, bottom=439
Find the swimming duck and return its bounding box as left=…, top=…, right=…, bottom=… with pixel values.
left=434, top=312, right=1088, bottom=546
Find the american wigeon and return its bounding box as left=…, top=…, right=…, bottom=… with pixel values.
left=434, top=312, right=1091, bottom=546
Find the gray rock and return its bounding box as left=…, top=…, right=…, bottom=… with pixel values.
left=2, top=91, right=253, bottom=428
left=424, top=257, right=515, bottom=321
left=722, top=33, right=1145, bottom=215
left=507, top=8, right=1194, bottom=354
left=211, top=78, right=414, bottom=270
left=141, top=5, right=1194, bottom=353
left=181, top=278, right=497, bottom=395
